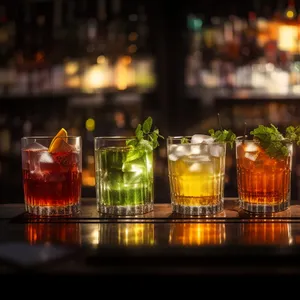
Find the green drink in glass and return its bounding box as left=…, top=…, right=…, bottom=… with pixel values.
left=95, top=117, right=163, bottom=215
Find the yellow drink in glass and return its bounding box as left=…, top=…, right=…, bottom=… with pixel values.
left=168, top=136, right=226, bottom=215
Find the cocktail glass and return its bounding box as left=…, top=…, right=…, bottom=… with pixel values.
left=21, top=136, right=82, bottom=216
left=236, top=139, right=293, bottom=213
left=167, top=136, right=226, bottom=215
left=94, top=137, right=154, bottom=215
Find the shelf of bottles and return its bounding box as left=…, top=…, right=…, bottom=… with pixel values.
left=185, top=0, right=300, bottom=97
left=0, top=0, right=156, bottom=97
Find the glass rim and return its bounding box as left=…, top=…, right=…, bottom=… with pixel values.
left=94, top=136, right=135, bottom=141
left=167, top=136, right=226, bottom=145
left=21, top=136, right=81, bottom=140
left=235, top=137, right=293, bottom=144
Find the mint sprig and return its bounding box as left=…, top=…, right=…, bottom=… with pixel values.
left=124, top=117, right=164, bottom=163
left=250, top=124, right=290, bottom=159
left=208, top=129, right=236, bottom=149
left=285, top=126, right=300, bottom=146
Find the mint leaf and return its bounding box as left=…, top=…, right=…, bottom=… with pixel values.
left=135, top=124, right=143, bottom=141
left=181, top=137, right=189, bottom=144
left=153, top=128, right=164, bottom=139
left=142, top=117, right=152, bottom=134
left=209, top=128, right=236, bottom=149
left=124, top=116, right=164, bottom=163
left=126, top=139, right=138, bottom=147
left=135, top=124, right=142, bottom=137
left=124, top=149, right=144, bottom=163
left=250, top=124, right=289, bottom=159
left=285, top=126, right=300, bottom=146
left=138, top=139, right=153, bottom=152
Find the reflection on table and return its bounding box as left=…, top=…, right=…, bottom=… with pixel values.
left=240, top=221, right=293, bottom=245
left=98, top=223, right=155, bottom=246
left=25, top=222, right=81, bottom=245
left=169, top=223, right=226, bottom=245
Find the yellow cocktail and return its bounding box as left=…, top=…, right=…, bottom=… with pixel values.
left=168, top=135, right=226, bottom=215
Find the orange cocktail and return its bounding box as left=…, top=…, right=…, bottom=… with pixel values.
left=236, top=139, right=292, bottom=213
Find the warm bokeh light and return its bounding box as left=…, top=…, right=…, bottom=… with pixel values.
left=286, top=10, right=295, bottom=19
left=65, top=62, right=79, bottom=75
left=128, top=32, right=138, bottom=41
left=85, top=118, right=95, bottom=131
left=97, top=55, right=106, bottom=64
left=128, top=44, right=137, bottom=53
left=83, top=65, right=105, bottom=90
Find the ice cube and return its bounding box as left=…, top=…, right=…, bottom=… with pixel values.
left=190, top=145, right=201, bottom=155
left=123, top=169, right=144, bottom=184
left=169, top=144, right=178, bottom=152
left=168, top=144, right=190, bottom=161
left=24, top=142, right=47, bottom=151
left=189, top=163, right=202, bottom=172
left=122, top=162, right=144, bottom=173
left=39, top=152, right=54, bottom=164
left=44, top=173, right=66, bottom=182
left=245, top=152, right=258, bottom=161
left=191, top=134, right=214, bottom=144
left=183, top=154, right=211, bottom=163
left=245, top=143, right=259, bottom=152
left=191, top=144, right=210, bottom=155
left=39, top=152, right=59, bottom=173
left=108, top=170, right=123, bottom=188
left=188, top=161, right=214, bottom=173
left=124, top=172, right=143, bottom=184
left=198, top=155, right=211, bottom=162
left=175, top=145, right=190, bottom=156
left=168, top=153, right=179, bottom=162
left=210, top=144, right=225, bottom=157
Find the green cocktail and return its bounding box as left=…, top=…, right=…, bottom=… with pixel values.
left=94, top=117, right=163, bottom=215
left=95, top=145, right=153, bottom=214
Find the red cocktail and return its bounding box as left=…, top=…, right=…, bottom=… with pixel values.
left=21, top=130, right=82, bottom=216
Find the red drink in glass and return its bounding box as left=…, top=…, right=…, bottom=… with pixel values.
left=21, top=135, right=82, bottom=216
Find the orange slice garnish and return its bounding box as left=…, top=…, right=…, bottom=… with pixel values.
left=48, top=128, right=72, bottom=153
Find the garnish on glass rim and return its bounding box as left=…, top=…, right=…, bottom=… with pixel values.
left=208, top=129, right=236, bottom=149
left=250, top=124, right=300, bottom=159
left=180, top=137, right=189, bottom=144
left=209, top=113, right=236, bottom=148
left=125, top=116, right=164, bottom=163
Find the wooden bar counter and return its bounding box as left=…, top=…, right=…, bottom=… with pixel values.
left=1, top=198, right=300, bottom=278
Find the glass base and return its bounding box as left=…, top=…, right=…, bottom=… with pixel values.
left=25, top=203, right=80, bottom=216
left=98, top=203, right=153, bottom=216
left=240, top=200, right=289, bottom=214
left=172, top=202, right=223, bottom=216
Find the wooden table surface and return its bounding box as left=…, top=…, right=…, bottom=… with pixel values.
left=1, top=198, right=300, bottom=277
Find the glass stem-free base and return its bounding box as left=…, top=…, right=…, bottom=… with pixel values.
left=25, top=203, right=80, bottom=216
left=98, top=203, right=153, bottom=216
left=172, top=202, right=223, bottom=216
left=240, top=200, right=289, bottom=214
